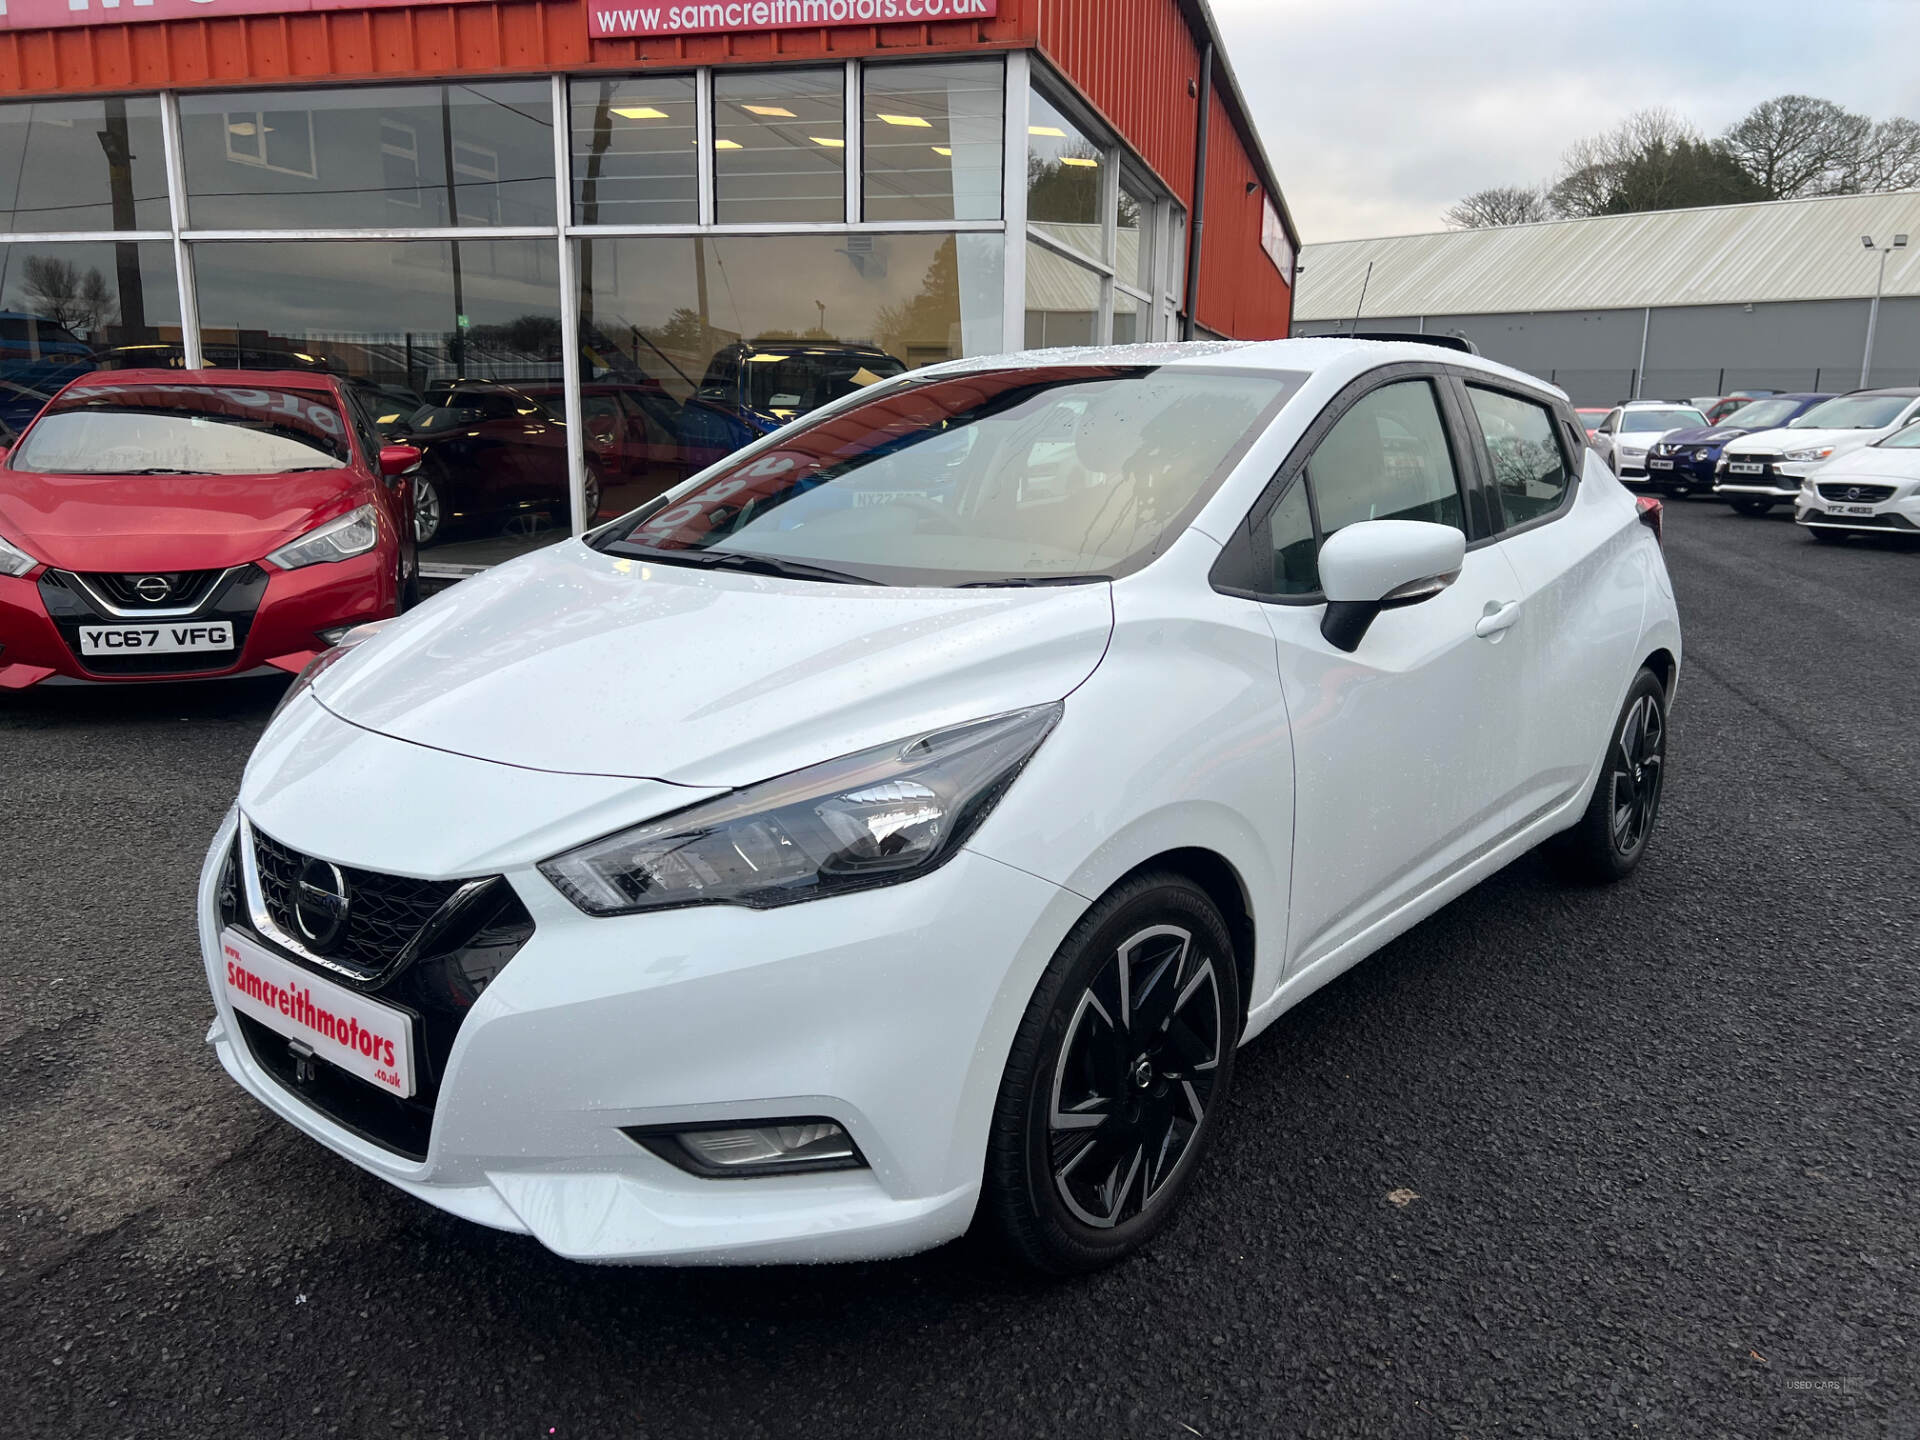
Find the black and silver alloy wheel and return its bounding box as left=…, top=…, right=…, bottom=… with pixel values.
left=1606, top=692, right=1664, bottom=859
left=1049, top=924, right=1224, bottom=1229
left=1550, top=665, right=1670, bottom=883
left=986, top=872, right=1241, bottom=1274
left=413, top=469, right=445, bottom=546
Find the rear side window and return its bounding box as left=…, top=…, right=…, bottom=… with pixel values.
left=1466, top=386, right=1573, bottom=528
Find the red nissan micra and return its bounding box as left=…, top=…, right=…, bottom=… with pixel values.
left=0, top=370, right=420, bottom=689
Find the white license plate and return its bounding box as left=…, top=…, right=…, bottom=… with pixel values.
left=1833, top=503, right=1877, bottom=517
left=78, top=622, right=233, bottom=656
left=1729, top=462, right=1765, bottom=475
left=218, top=927, right=416, bottom=1097
left=1648, top=457, right=1674, bottom=469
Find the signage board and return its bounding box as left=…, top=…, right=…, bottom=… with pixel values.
left=588, top=0, right=997, bottom=40
left=0, top=0, right=494, bottom=32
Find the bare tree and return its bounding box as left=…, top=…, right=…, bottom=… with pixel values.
left=1719, top=94, right=1871, bottom=198
left=1843, top=116, right=1920, bottom=194
left=1443, top=185, right=1550, bottom=229
left=19, top=255, right=117, bottom=336
left=1549, top=108, right=1704, bottom=217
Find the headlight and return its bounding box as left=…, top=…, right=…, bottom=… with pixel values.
left=1783, top=446, right=1834, bottom=463
left=1695, top=448, right=1712, bottom=461
left=541, top=703, right=1064, bottom=916
left=0, top=531, right=38, bottom=578
left=268, top=618, right=392, bottom=725
left=265, top=504, right=379, bottom=570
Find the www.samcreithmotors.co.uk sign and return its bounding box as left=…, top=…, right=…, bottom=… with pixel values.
left=588, top=0, right=997, bottom=39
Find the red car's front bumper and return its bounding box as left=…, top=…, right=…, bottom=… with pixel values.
left=0, top=551, right=397, bottom=688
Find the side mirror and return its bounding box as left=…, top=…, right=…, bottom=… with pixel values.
left=1318, top=519, right=1466, bottom=652
left=378, top=444, right=423, bottom=479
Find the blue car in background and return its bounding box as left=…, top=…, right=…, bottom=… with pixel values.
left=1645, top=392, right=1833, bottom=498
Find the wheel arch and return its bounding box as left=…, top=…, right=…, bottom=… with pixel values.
left=1642, top=646, right=1679, bottom=704
left=1105, top=848, right=1257, bottom=1037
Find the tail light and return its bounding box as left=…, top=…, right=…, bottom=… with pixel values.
left=1635, top=496, right=1664, bottom=546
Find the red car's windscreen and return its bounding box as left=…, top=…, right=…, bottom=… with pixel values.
left=595, top=365, right=1299, bottom=587
left=8, top=382, right=351, bottom=476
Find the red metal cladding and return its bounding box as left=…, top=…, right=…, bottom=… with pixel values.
left=0, top=0, right=1029, bottom=92
left=1194, top=87, right=1290, bottom=338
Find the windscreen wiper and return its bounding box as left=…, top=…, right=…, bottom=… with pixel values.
left=956, top=574, right=1113, bottom=588
left=613, top=545, right=878, bottom=586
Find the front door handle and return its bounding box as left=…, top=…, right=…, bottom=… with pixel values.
left=1475, top=600, right=1521, bottom=638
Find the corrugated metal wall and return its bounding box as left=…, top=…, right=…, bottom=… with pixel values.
left=1030, top=0, right=1290, bottom=339
left=0, top=0, right=1021, bottom=93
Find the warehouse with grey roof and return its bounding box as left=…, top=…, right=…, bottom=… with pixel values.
left=1292, top=190, right=1920, bottom=406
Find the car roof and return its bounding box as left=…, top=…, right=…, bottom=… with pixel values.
left=64, top=367, right=343, bottom=390
left=1849, top=387, right=1920, bottom=397
left=914, top=337, right=1575, bottom=402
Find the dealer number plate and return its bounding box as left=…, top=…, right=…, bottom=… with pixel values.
left=218, top=928, right=416, bottom=1097
left=1729, top=462, right=1765, bottom=475
left=78, top=622, right=233, bottom=655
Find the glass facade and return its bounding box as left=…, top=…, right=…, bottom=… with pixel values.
left=0, top=58, right=1199, bottom=569
left=178, top=82, right=557, bottom=230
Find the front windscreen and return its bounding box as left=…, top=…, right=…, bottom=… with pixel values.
left=740, top=350, right=908, bottom=420
left=1876, top=420, right=1920, bottom=449
left=1791, top=395, right=1913, bottom=430
left=9, top=382, right=350, bottom=475
left=593, top=365, right=1299, bottom=587
left=1623, top=409, right=1704, bottom=433
left=1721, top=398, right=1800, bottom=430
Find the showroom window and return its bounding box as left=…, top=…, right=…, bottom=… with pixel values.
left=862, top=61, right=1004, bottom=224
left=712, top=69, right=847, bottom=225
left=0, top=239, right=181, bottom=436
left=578, top=231, right=1004, bottom=521
left=0, top=98, right=171, bottom=233
left=177, top=83, right=556, bottom=230
left=570, top=75, right=699, bottom=227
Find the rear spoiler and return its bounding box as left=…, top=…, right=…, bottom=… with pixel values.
left=1343, top=332, right=1479, bottom=356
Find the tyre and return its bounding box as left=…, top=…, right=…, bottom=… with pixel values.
left=1550, top=667, right=1668, bottom=884
left=1729, top=498, right=1774, bottom=517
left=1662, top=480, right=1691, bottom=500
left=413, top=467, right=446, bottom=546
left=1808, top=527, right=1848, bottom=545
left=397, top=554, right=421, bottom=612
left=582, top=463, right=604, bottom=530
left=984, top=871, right=1241, bottom=1274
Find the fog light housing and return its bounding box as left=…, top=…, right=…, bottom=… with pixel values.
left=626, top=1118, right=864, bottom=1178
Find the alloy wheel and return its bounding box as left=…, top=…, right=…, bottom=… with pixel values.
left=1048, top=924, right=1224, bottom=1229
left=414, top=474, right=443, bottom=545
left=1607, top=693, right=1665, bottom=857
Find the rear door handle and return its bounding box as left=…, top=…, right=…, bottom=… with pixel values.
left=1475, top=600, right=1522, bottom=638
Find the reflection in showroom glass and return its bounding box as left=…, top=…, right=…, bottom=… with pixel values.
left=191, top=238, right=568, bottom=566
left=577, top=232, right=1005, bottom=524
left=0, top=98, right=171, bottom=233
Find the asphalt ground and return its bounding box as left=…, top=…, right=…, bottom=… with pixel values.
left=2, top=499, right=1916, bottom=1438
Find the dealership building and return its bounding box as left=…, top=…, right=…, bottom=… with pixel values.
left=1293, top=190, right=1920, bottom=408
left=0, top=0, right=1296, bottom=569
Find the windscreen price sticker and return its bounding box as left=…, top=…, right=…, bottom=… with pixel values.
left=78, top=623, right=234, bottom=655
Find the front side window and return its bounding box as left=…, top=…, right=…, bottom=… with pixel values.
left=1467, top=386, right=1572, bottom=527
left=1308, top=380, right=1464, bottom=539
left=9, top=382, right=349, bottom=475
left=592, top=366, right=1296, bottom=587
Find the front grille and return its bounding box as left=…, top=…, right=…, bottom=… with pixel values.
left=37, top=564, right=269, bottom=677
left=1816, top=483, right=1896, bottom=503
left=222, top=834, right=536, bottom=1160
left=78, top=569, right=225, bottom=610
left=253, top=827, right=465, bottom=976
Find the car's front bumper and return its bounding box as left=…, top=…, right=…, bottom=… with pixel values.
left=1644, top=453, right=1718, bottom=490
left=0, top=550, right=396, bottom=688
left=1794, top=488, right=1920, bottom=535
left=197, top=796, right=1086, bottom=1265
left=1714, top=459, right=1819, bottom=501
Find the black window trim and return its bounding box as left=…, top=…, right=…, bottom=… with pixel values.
left=1452, top=374, right=1586, bottom=540
left=1210, top=361, right=1488, bottom=607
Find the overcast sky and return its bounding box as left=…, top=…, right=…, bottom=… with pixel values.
left=1209, top=0, right=1920, bottom=244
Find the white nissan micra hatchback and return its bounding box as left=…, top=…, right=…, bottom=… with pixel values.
left=201, top=339, right=1680, bottom=1273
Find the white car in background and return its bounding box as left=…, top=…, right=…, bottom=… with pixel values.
left=1794, top=421, right=1920, bottom=543
left=1716, top=388, right=1920, bottom=516
left=197, top=338, right=1680, bottom=1274
left=1590, top=402, right=1710, bottom=482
